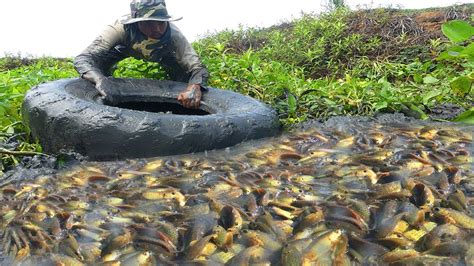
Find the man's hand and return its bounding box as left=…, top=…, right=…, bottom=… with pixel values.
left=96, top=78, right=120, bottom=105
left=82, top=71, right=119, bottom=105
left=83, top=71, right=107, bottom=95
left=178, top=84, right=202, bottom=109
left=95, top=77, right=114, bottom=97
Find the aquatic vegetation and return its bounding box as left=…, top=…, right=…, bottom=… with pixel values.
left=0, top=117, right=472, bottom=264
left=0, top=58, right=76, bottom=173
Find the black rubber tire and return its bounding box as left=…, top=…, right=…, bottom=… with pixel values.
left=22, top=78, right=280, bottom=160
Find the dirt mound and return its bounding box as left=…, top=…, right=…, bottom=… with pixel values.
left=0, top=56, right=71, bottom=71
left=0, top=57, right=37, bottom=71
left=346, top=4, right=473, bottom=61
left=223, top=4, right=473, bottom=62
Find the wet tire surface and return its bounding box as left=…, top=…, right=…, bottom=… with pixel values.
left=22, top=78, right=280, bottom=160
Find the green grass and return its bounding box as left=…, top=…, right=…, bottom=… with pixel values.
left=1, top=5, right=473, bottom=172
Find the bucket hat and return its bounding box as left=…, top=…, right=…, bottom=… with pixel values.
left=121, top=0, right=182, bottom=25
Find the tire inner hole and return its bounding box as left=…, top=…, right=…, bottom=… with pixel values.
left=114, top=101, right=210, bottom=115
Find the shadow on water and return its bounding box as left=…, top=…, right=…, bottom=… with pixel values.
left=1, top=114, right=473, bottom=265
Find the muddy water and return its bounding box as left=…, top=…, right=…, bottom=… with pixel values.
left=1, top=115, right=473, bottom=265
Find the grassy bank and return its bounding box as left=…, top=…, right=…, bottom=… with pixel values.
left=1, top=4, right=473, bottom=172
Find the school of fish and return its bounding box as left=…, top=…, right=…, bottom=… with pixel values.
left=0, top=119, right=473, bottom=265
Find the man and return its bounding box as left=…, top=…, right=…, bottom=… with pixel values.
left=74, top=0, right=209, bottom=108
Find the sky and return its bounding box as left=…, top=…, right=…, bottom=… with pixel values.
left=0, top=0, right=472, bottom=57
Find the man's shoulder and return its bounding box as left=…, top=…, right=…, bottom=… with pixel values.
left=169, top=23, right=188, bottom=43
left=98, top=17, right=126, bottom=34
left=97, top=19, right=126, bottom=42
left=169, top=23, right=185, bottom=36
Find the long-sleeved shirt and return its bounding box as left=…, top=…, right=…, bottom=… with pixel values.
left=74, top=20, right=209, bottom=86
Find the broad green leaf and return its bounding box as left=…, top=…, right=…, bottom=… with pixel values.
left=454, top=108, right=474, bottom=124
left=437, top=51, right=452, bottom=60
left=468, top=72, right=474, bottom=80
left=374, top=101, right=388, bottom=111
left=448, top=50, right=461, bottom=57
left=287, top=93, right=297, bottom=115
left=423, top=75, right=439, bottom=84
left=413, top=73, right=423, bottom=84
left=460, top=42, right=474, bottom=57
left=408, top=103, right=429, bottom=120
left=6, top=126, right=14, bottom=135
left=436, top=46, right=465, bottom=60
left=324, top=98, right=336, bottom=106
left=422, top=89, right=442, bottom=105
left=36, top=145, right=43, bottom=153
left=451, top=76, right=472, bottom=95
left=0, top=102, right=9, bottom=109
left=442, top=20, right=474, bottom=43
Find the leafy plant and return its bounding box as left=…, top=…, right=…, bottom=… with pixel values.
left=438, top=20, right=474, bottom=123
left=454, top=107, right=474, bottom=123
left=0, top=57, right=76, bottom=173
left=442, top=20, right=474, bottom=44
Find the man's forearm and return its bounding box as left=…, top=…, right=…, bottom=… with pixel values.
left=74, top=52, right=105, bottom=79
left=188, top=68, right=210, bottom=88
left=82, top=71, right=106, bottom=85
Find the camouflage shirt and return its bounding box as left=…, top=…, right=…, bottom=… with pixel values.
left=74, top=20, right=209, bottom=86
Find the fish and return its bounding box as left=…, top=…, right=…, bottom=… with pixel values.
left=381, top=248, right=419, bottom=264
left=120, top=250, right=153, bottom=266
left=101, top=228, right=133, bottom=256
left=445, top=189, right=468, bottom=211
left=219, top=205, right=243, bottom=232
left=432, top=207, right=474, bottom=229
left=301, top=230, right=344, bottom=265
left=293, top=208, right=324, bottom=234
left=241, top=229, right=282, bottom=252
left=417, top=223, right=466, bottom=250
left=226, top=245, right=269, bottom=265
left=410, top=183, right=435, bottom=208
left=423, top=241, right=469, bottom=257
left=281, top=243, right=302, bottom=266
left=51, top=254, right=85, bottom=266
left=185, top=235, right=213, bottom=260
left=376, top=233, right=414, bottom=249
left=141, top=188, right=186, bottom=206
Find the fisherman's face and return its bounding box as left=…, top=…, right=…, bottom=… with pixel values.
left=137, top=21, right=168, bottom=39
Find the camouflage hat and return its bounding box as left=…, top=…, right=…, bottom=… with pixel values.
left=120, top=0, right=182, bottom=25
